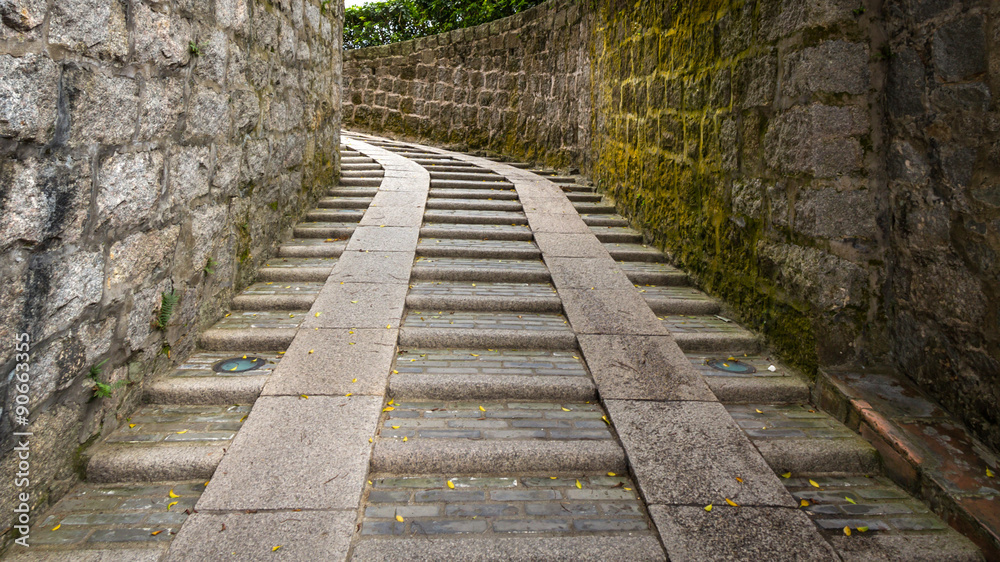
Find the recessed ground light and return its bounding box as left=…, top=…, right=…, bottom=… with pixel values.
left=212, top=356, right=266, bottom=373
left=705, top=358, right=757, bottom=374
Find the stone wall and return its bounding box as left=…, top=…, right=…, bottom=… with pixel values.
left=343, top=0, right=590, bottom=169
left=342, top=0, right=1000, bottom=451
left=883, top=1, right=1000, bottom=448
left=0, top=0, right=342, bottom=542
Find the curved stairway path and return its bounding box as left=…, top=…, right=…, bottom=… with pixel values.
left=15, top=133, right=984, bottom=561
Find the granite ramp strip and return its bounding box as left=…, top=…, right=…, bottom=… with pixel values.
left=166, top=136, right=429, bottom=559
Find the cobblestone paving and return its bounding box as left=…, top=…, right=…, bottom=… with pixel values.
left=263, top=256, right=339, bottom=269
left=408, top=281, right=557, bottom=299
left=30, top=481, right=206, bottom=549
left=169, top=350, right=283, bottom=378
left=376, top=401, right=611, bottom=441
left=402, top=311, right=571, bottom=331
left=240, top=281, right=325, bottom=296
left=726, top=404, right=859, bottom=441
left=104, top=405, right=250, bottom=444
left=785, top=475, right=952, bottom=536
left=208, top=310, right=306, bottom=330
left=392, top=348, right=588, bottom=378
left=360, top=474, right=651, bottom=537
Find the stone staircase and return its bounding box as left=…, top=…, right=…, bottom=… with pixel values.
left=13, top=133, right=984, bottom=560
left=10, top=149, right=385, bottom=559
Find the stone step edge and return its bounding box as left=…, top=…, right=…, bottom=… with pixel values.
left=231, top=294, right=315, bottom=311
left=644, top=297, right=721, bottom=316
left=422, top=213, right=528, bottom=225
left=708, top=376, right=811, bottom=405
left=752, top=435, right=881, bottom=476
left=198, top=328, right=297, bottom=351
left=388, top=374, right=596, bottom=402
left=87, top=443, right=227, bottom=483
left=409, top=266, right=550, bottom=283
left=398, top=328, right=577, bottom=350
left=418, top=227, right=533, bottom=241
left=814, top=369, right=1000, bottom=558
left=404, top=295, right=562, bottom=313
left=370, top=439, right=626, bottom=474
left=144, top=375, right=267, bottom=405
left=416, top=247, right=541, bottom=260
left=349, top=535, right=666, bottom=561
left=671, top=332, right=762, bottom=353
left=257, top=267, right=332, bottom=282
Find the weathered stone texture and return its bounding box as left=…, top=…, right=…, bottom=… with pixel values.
left=0, top=0, right=342, bottom=546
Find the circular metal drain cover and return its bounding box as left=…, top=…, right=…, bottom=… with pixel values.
left=705, top=358, right=756, bottom=374
left=212, top=356, right=266, bottom=373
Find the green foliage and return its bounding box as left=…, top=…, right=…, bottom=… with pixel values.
left=204, top=257, right=218, bottom=276
left=852, top=5, right=865, bottom=16
left=156, top=290, right=180, bottom=330
left=344, top=0, right=545, bottom=49
left=188, top=41, right=207, bottom=56
left=88, top=359, right=126, bottom=399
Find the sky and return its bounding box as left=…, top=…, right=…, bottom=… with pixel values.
left=345, top=0, right=367, bottom=7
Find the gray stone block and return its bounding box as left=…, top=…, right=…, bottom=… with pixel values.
left=371, top=439, right=626, bottom=474
left=197, top=395, right=381, bottom=510
left=560, top=289, right=666, bottom=335
left=579, top=335, right=715, bottom=401
left=606, top=400, right=794, bottom=506
left=534, top=232, right=610, bottom=258
left=330, top=250, right=415, bottom=284
left=304, top=282, right=408, bottom=328
left=388, top=374, right=595, bottom=402
left=350, top=535, right=666, bottom=561
left=545, top=257, right=637, bottom=291
left=933, top=14, right=987, bottom=82
left=650, top=505, right=838, bottom=561
left=263, top=328, right=396, bottom=396
left=0, top=54, right=59, bottom=141
left=87, top=444, right=227, bottom=483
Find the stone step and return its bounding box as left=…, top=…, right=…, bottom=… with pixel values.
left=413, top=158, right=475, bottom=167
left=423, top=209, right=528, bottom=225
left=277, top=238, right=347, bottom=258
left=341, top=162, right=382, bottom=171
left=506, top=162, right=532, bottom=169
left=328, top=187, right=378, bottom=197
left=620, top=261, right=690, bottom=286
left=420, top=164, right=488, bottom=173
left=410, top=257, right=551, bottom=283
left=590, top=225, right=643, bottom=244
left=428, top=188, right=518, bottom=200
left=425, top=199, right=523, bottom=212
left=24, top=480, right=206, bottom=555
left=87, top=404, right=250, bottom=483
left=340, top=177, right=382, bottom=187
left=607, top=243, right=666, bottom=262
left=231, top=281, right=323, bottom=311
left=144, top=351, right=281, bottom=404
left=417, top=238, right=541, bottom=260
left=399, top=327, right=577, bottom=350
left=572, top=202, right=616, bottom=214
left=784, top=475, right=983, bottom=561
left=304, top=208, right=365, bottom=222
left=340, top=169, right=384, bottom=178
left=198, top=311, right=303, bottom=350
left=581, top=214, right=629, bottom=227
left=396, top=151, right=448, bottom=159
left=342, top=156, right=375, bottom=164
left=637, top=285, right=721, bottom=315
left=566, top=192, right=604, bottom=203
left=355, top=474, right=661, bottom=557
left=406, top=281, right=562, bottom=312
left=660, top=315, right=761, bottom=352
left=429, top=171, right=504, bottom=181
left=389, top=348, right=594, bottom=401
left=430, top=179, right=514, bottom=190
left=258, top=256, right=337, bottom=282
left=370, top=401, right=625, bottom=474
left=318, top=196, right=373, bottom=209
left=419, top=223, right=533, bottom=241
left=561, top=184, right=595, bottom=192
left=292, top=222, right=356, bottom=239
left=685, top=353, right=811, bottom=404
left=727, top=404, right=881, bottom=474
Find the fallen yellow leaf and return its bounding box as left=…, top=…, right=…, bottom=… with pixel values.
left=308, top=349, right=314, bottom=354
left=987, top=468, right=996, bottom=478
left=782, top=472, right=792, bottom=478
left=272, top=545, right=282, bottom=551
left=391, top=425, right=400, bottom=429
left=176, top=429, right=188, bottom=434
left=388, top=399, right=394, bottom=405
left=345, top=393, right=353, bottom=397
left=858, top=526, right=869, bottom=532
left=561, top=407, right=571, bottom=412
left=576, top=479, right=582, bottom=489
left=129, top=424, right=136, bottom=428
left=352, top=378, right=357, bottom=383
left=386, top=324, right=391, bottom=329
left=800, top=499, right=810, bottom=507
left=735, top=477, right=743, bottom=483
left=607, top=472, right=616, bottom=476
left=479, top=405, right=486, bottom=412
left=845, top=497, right=856, bottom=505
left=383, top=406, right=394, bottom=411
left=300, top=394, right=309, bottom=399
left=392, top=370, right=398, bottom=374
left=602, top=415, right=610, bottom=425
left=151, top=530, right=163, bottom=536
left=396, top=515, right=404, bottom=522
left=52, top=524, right=61, bottom=531
left=447, top=480, right=455, bottom=489
left=624, top=487, right=632, bottom=491
left=809, top=479, right=820, bottom=488
left=755, top=408, right=763, bottom=414
left=167, top=501, right=178, bottom=511
left=725, top=498, right=738, bottom=507
left=704, top=504, right=713, bottom=512
left=843, top=526, right=851, bottom=536
left=368, top=438, right=372, bottom=443
left=205, top=481, right=210, bottom=486
left=403, top=436, right=408, bottom=442
left=169, top=489, right=180, bottom=498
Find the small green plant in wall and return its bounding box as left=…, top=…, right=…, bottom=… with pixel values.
left=204, top=257, right=218, bottom=276
left=156, top=290, right=180, bottom=330
left=189, top=40, right=208, bottom=56
left=88, top=359, right=126, bottom=399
